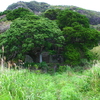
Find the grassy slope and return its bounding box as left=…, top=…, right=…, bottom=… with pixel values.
left=0, top=63, right=100, bottom=100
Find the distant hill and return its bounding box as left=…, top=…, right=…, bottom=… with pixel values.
left=7, top=1, right=50, bottom=14
left=5, top=1, right=100, bottom=25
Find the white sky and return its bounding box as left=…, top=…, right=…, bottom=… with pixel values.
left=0, top=0, right=100, bottom=12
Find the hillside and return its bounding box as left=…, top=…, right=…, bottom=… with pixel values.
left=6, top=1, right=100, bottom=25
left=0, top=21, right=11, bottom=33
left=7, top=1, right=50, bottom=14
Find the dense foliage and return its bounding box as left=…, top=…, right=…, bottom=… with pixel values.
left=63, top=24, right=100, bottom=65
left=0, top=7, right=100, bottom=66
left=6, top=1, right=100, bottom=25
left=0, top=10, right=11, bottom=16
left=0, top=15, right=64, bottom=60
left=57, top=9, right=89, bottom=29
left=44, top=9, right=61, bottom=20
left=56, top=10, right=100, bottom=65
left=6, top=8, right=34, bottom=20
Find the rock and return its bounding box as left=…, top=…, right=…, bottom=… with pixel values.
left=25, top=55, right=34, bottom=63
left=0, top=21, right=11, bottom=33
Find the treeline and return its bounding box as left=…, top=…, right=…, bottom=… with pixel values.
left=0, top=8, right=100, bottom=66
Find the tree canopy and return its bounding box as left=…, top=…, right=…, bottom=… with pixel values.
left=57, top=9, right=89, bottom=29
left=6, top=8, right=34, bottom=21
left=62, top=23, right=100, bottom=65
left=0, top=16, right=64, bottom=60
left=56, top=9, right=100, bottom=65
left=0, top=8, right=100, bottom=66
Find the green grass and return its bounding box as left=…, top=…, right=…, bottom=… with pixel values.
left=91, top=45, right=100, bottom=60
left=0, top=63, right=100, bottom=100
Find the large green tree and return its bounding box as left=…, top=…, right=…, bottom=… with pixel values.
left=57, top=9, right=100, bottom=65
left=0, top=16, right=64, bottom=61
left=63, top=23, right=100, bottom=65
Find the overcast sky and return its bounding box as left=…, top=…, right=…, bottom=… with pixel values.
left=0, top=0, right=100, bottom=12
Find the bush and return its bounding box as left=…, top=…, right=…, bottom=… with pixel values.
left=57, top=65, right=72, bottom=73
left=37, top=62, right=48, bottom=71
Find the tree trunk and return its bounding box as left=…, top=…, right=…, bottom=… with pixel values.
left=1, top=46, right=4, bottom=71
left=39, top=53, right=42, bottom=63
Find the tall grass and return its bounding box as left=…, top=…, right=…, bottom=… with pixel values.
left=0, top=62, right=100, bottom=100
